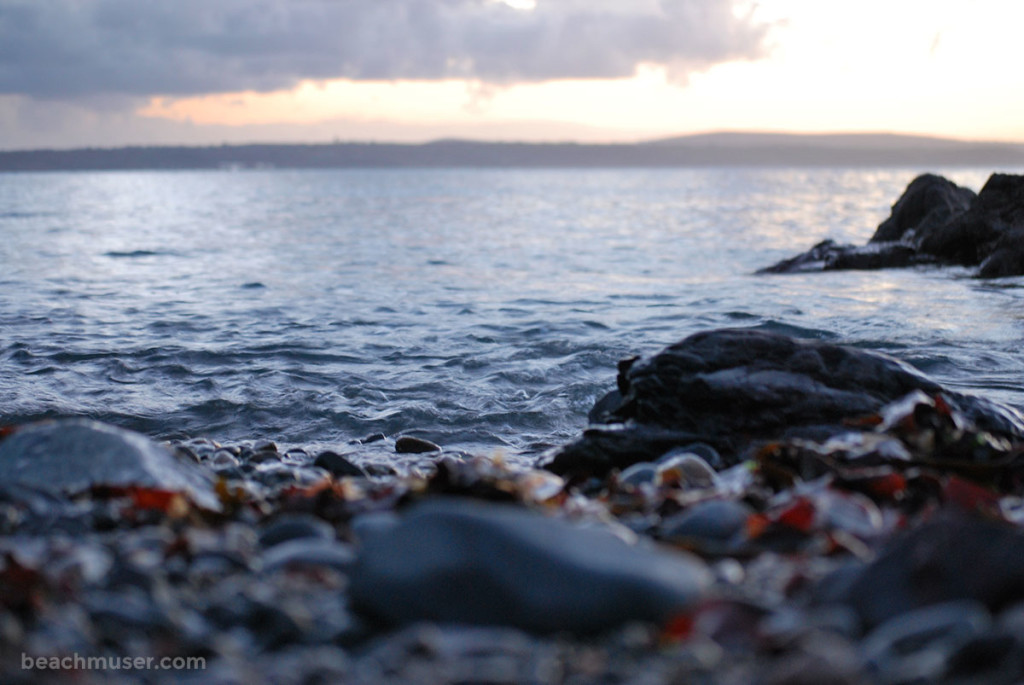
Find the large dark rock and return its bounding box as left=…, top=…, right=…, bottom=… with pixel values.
left=546, top=328, right=1024, bottom=478
left=762, top=173, right=1024, bottom=277
left=869, top=173, right=976, bottom=244
left=349, top=498, right=710, bottom=634
left=0, top=419, right=220, bottom=510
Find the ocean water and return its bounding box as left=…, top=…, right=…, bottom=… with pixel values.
left=2, top=166, right=1024, bottom=464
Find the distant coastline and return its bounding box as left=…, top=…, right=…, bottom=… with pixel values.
left=2, top=132, right=1023, bottom=172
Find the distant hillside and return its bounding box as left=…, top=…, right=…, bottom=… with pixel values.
left=649, top=131, right=990, bottom=149
left=2, top=133, right=1023, bottom=171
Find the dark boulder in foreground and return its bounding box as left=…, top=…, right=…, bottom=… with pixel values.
left=349, top=498, right=710, bottom=633
left=0, top=419, right=220, bottom=510
left=761, top=172, right=1024, bottom=277
left=547, top=328, right=1024, bottom=478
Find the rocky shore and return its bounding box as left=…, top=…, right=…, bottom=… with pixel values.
left=4, top=324, right=1024, bottom=684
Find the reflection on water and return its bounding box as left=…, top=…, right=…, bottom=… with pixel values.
left=1, top=167, right=1023, bottom=459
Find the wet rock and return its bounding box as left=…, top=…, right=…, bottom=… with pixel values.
left=258, top=513, right=335, bottom=549
left=760, top=633, right=865, bottom=685
left=861, top=600, right=991, bottom=684
left=835, top=511, right=1024, bottom=629
left=979, top=228, right=1024, bottom=278
left=547, top=329, right=1024, bottom=477
left=394, top=436, right=442, bottom=454
left=659, top=499, right=753, bottom=553
left=655, top=451, right=720, bottom=490
left=208, top=450, right=240, bottom=471
left=659, top=443, right=725, bottom=470
left=762, top=173, right=1024, bottom=277
left=349, top=498, right=710, bottom=634
left=616, top=462, right=657, bottom=487
left=0, top=419, right=220, bottom=510
left=918, top=173, right=1024, bottom=264
left=758, top=239, right=929, bottom=274
left=356, top=432, right=387, bottom=444
left=261, top=538, right=356, bottom=573
left=547, top=424, right=709, bottom=479
left=944, top=632, right=1023, bottom=683
left=870, top=173, right=976, bottom=244
left=313, top=450, right=365, bottom=478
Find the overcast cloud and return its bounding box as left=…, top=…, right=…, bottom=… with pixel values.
left=0, top=0, right=772, bottom=100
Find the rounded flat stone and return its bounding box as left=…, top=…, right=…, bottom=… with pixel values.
left=349, top=498, right=710, bottom=634
left=0, top=419, right=220, bottom=510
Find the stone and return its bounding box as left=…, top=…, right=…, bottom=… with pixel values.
left=761, top=172, right=1024, bottom=277
left=349, top=498, right=710, bottom=634
left=655, top=452, right=720, bottom=489
left=313, top=450, right=365, bottom=478
left=616, top=462, right=657, bottom=487
left=0, top=419, right=220, bottom=510
left=757, top=239, right=929, bottom=274
left=979, top=228, right=1024, bottom=278
left=261, top=538, right=356, bottom=573
left=869, top=173, right=976, bottom=244
left=394, top=436, right=442, bottom=454
left=833, top=511, right=1024, bottom=629
left=258, top=513, right=335, bottom=549
left=861, top=600, right=991, bottom=683
left=659, top=499, right=753, bottom=552
left=546, top=329, right=1024, bottom=477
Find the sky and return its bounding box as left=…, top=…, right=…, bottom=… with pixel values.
left=1, top=0, right=1024, bottom=150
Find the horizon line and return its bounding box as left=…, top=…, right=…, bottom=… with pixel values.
left=4, top=129, right=1024, bottom=155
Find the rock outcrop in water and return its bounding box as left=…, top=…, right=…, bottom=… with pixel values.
left=547, top=328, right=1024, bottom=478
left=760, top=172, right=1024, bottom=277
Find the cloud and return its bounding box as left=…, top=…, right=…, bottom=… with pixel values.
left=0, top=0, right=773, bottom=100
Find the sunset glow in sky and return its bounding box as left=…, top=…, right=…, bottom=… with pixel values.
left=2, top=0, right=1023, bottom=149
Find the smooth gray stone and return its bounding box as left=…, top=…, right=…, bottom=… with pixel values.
left=660, top=499, right=753, bottom=546
left=258, top=513, right=336, bottom=549
left=616, top=461, right=657, bottom=486
left=261, top=538, right=356, bottom=573
left=861, top=600, right=991, bottom=682
left=349, top=498, right=710, bottom=634
left=0, top=419, right=220, bottom=510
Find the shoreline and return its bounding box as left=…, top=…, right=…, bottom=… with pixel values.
left=4, top=327, right=1024, bottom=684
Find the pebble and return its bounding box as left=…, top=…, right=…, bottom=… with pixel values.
left=655, top=452, right=720, bottom=489
left=261, top=538, right=356, bottom=574
left=659, top=499, right=753, bottom=551
left=394, top=436, right=442, bottom=454
left=659, top=443, right=725, bottom=470
left=258, top=513, right=336, bottom=549
left=314, top=450, right=366, bottom=478
left=616, top=462, right=657, bottom=487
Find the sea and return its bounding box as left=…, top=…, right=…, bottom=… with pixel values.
left=3, top=166, right=1024, bottom=466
